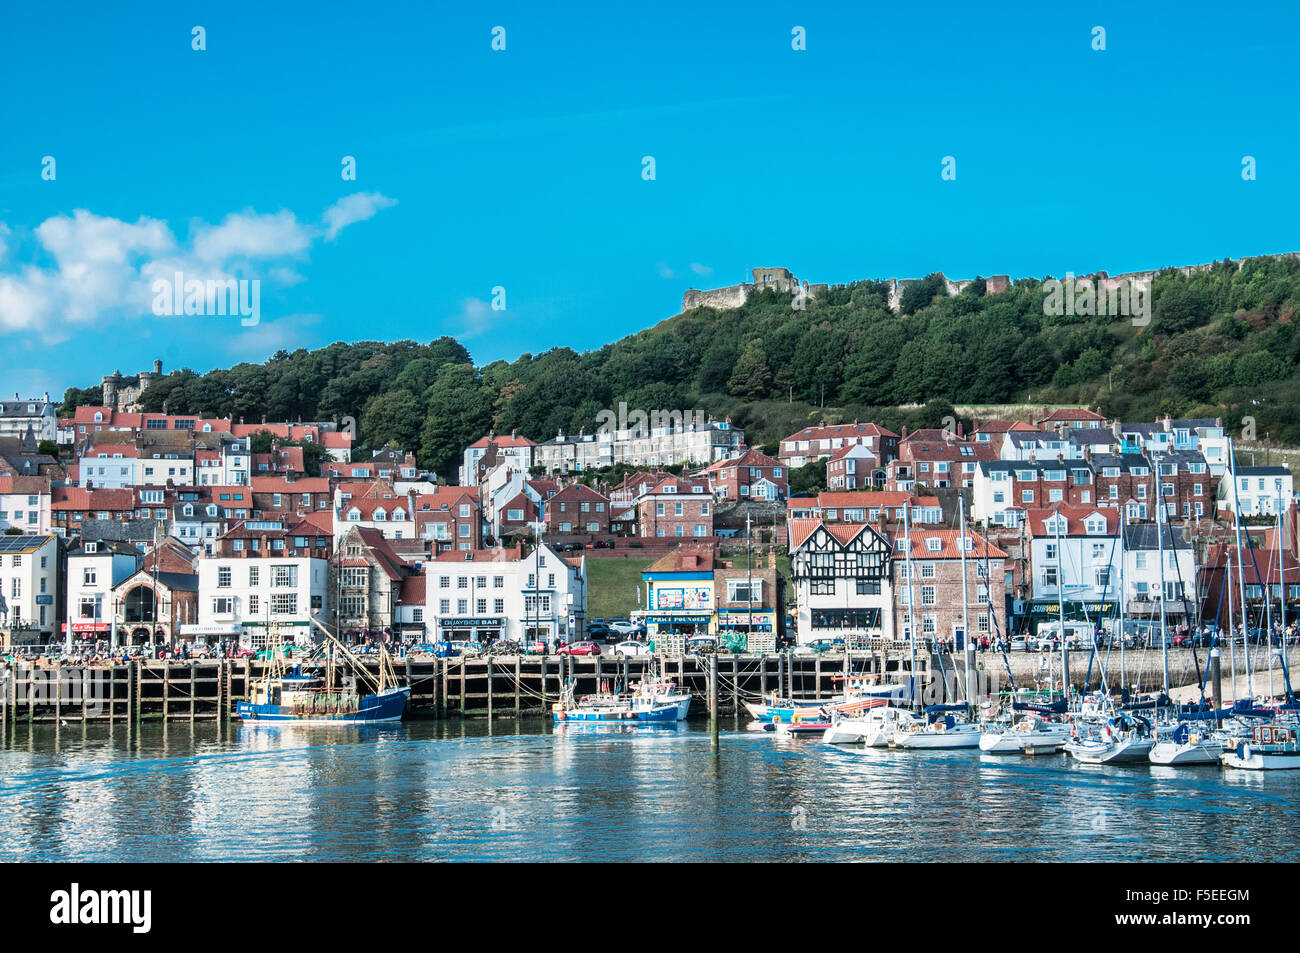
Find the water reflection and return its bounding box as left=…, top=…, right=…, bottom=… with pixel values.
left=1, top=719, right=1297, bottom=861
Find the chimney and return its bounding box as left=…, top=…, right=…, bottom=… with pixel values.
left=261, top=414, right=267, bottom=424
left=957, top=422, right=964, bottom=439
left=901, top=425, right=908, bottom=439
left=153, top=359, right=162, bottom=375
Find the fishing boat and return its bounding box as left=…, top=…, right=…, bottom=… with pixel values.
left=1063, top=712, right=1153, bottom=763
left=551, top=677, right=686, bottom=724
left=979, top=713, right=1071, bottom=754
left=630, top=676, right=692, bottom=720
left=237, top=621, right=410, bottom=724
left=1221, top=723, right=1300, bottom=770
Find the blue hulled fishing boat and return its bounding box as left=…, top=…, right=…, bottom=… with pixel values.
left=237, top=619, right=410, bottom=725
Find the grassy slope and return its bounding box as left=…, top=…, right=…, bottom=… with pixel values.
left=586, top=557, right=655, bottom=619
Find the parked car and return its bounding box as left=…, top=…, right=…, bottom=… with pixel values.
left=613, top=640, right=650, bottom=657
left=607, top=619, right=639, bottom=636
left=1009, top=637, right=1030, bottom=653
left=449, top=640, right=485, bottom=657
left=686, top=636, right=717, bottom=655
left=409, top=642, right=441, bottom=656
left=233, top=646, right=255, bottom=659
left=558, top=641, right=601, bottom=656
left=586, top=622, right=613, bottom=642
left=520, top=640, right=547, bottom=655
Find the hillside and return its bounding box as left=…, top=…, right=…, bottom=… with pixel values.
left=62, top=254, right=1300, bottom=473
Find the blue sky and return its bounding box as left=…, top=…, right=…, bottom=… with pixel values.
left=2, top=0, right=1297, bottom=399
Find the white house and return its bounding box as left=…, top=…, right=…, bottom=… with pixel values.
left=1120, top=523, right=1197, bottom=623
left=63, top=540, right=140, bottom=646
left=0, top=534, right=60, bottom=642
left=425, top=541, right=586, bottom=647
left=333, top=482, right=417, bottom=543
left=0, top=395, right=57, bottom=443
left=198, top=554, right=330, bottom=648
left=1026, top=506, right=1121, bottom=630
left=1219, top=465, right=1294, bottom=517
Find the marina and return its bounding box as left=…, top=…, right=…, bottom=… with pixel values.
left=2, top=717, right=1298, bottom=863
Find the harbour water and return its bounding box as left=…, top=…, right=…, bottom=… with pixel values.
left=2, top=720, right=1297, bottom=862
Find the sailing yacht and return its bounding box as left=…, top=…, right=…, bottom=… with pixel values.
left=979, top=712, right=1072, bottom=754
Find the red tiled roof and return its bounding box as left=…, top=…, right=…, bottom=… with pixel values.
left=884, top=527, right=1008, bottom=560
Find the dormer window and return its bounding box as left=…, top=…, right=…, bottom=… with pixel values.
left=925, top=538, right=941, bottom=552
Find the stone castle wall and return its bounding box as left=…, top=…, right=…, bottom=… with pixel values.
left=682, top=253, right=1299, bottom=316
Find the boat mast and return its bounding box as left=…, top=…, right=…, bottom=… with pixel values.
left=1119, top=506, right=1127, bottom=699
left=904, top=501, right=917, bottom=711
left=1279, top=496, right=1290, bottom=687
left=1156, top=466, right=1170, bottom=695
left=1228, top=438, right=1254, bottom=699
left=959, top=496, right=973, bottom=714
left=1226, top=551, right=1238, bottom=705
left=1055, top=507, right=1066, bottom=702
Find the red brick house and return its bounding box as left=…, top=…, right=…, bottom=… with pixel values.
left=889, top=428, right=998, bottom=490
left=545, top=484, right=611, bottom=535
left=638, top=476, right=713, bottom=540
left=826, top=443, right=880, bottom=490
left=699, top=449, right=789, bottom=500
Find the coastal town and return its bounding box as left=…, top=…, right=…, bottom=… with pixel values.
left=0, top=363, right=1293, bottom=671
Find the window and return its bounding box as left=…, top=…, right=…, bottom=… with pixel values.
left=855, top=578, right=880, bottom=595
left=249, top=594, right=261, bottom=615
left=439, top=599, right=450, bottom=613
left=218, top=567, right=231, bottom=588
left=271, top=593, right=297, bottom=615
left=82, top=567, right=96, bottom=586
left=921, top=586, right=935, bottom=605
left=271, top=565, right=298, bottom=588
left=212, top=597, right=235, bottom=614
left=493, top=599, right=504, bottom=613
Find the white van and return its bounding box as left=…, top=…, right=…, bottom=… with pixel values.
left=1035, top=621, right=1093, bottom=649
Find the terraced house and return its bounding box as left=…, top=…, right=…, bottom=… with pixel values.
left=544, top=484, right=610, bottom=535
left=637, top=476, right=713, bottom=539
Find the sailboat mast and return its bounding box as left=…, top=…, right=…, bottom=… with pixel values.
left=959, top=496, right=973, bottom=712
left=1055, top=508, right=1066, bottom=701
left=1228, top=439, right=1254, bottom=699
left=1156, top=467, right=1170, bottom=694
left=904, top=502, right=917, bottom=711
left=1279, top=497, right=1290, bottom=680
left=1120, top=507, right=1128, bottom=697
left=1226, top=551, right=1238, bottom=705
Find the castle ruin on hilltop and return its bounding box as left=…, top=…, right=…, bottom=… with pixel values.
left=681, top=253, right=1300, bottom=315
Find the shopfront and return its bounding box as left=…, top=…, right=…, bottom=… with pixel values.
left=437, top=616, right=505, bottom=643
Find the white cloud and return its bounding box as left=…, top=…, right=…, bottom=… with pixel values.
left=690, top=262, right=713, bottom=277
left=323, top=192, right=397, bottom=241
left=0, top=197, right=396, bottom=338
left=657, top=262, right=675, bottom=279
left=193, top=210, right=310, bottom=263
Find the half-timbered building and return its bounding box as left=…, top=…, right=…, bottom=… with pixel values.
left=788, top=519, right=894, bottom=646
